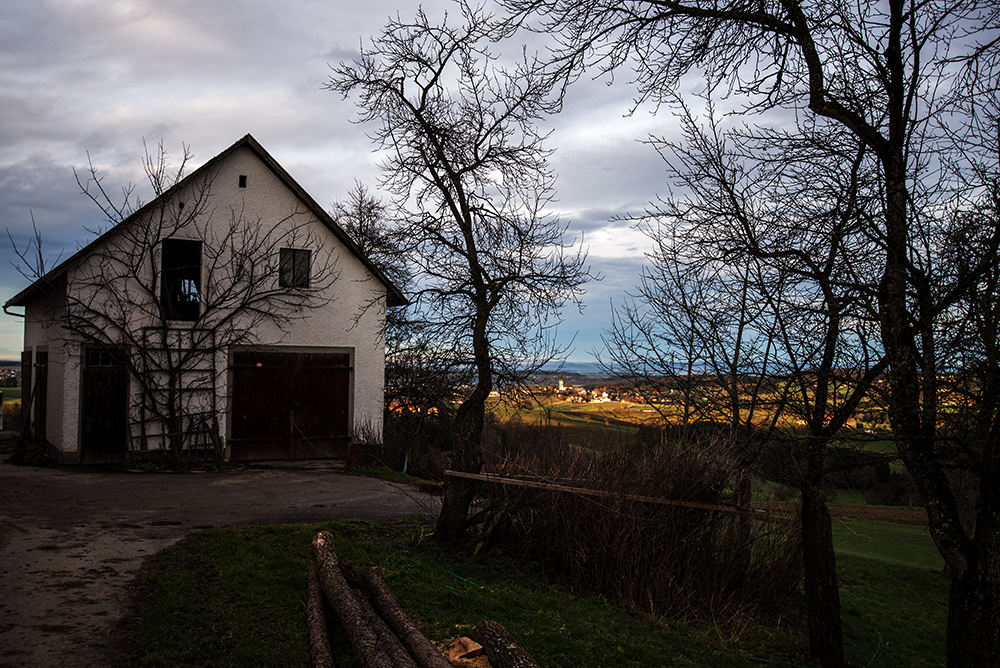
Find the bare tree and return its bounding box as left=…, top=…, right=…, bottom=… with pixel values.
left=333, top=182, right=461, bottom=473
left=329, top=3, right=592, bottom=541
left=502, top=1, right=1000, bottom=664
left=11, top=141, right=340, bottom=463
left=331, top=181, right=411, bottom=292
left=603, top=101, right=890, bottom=665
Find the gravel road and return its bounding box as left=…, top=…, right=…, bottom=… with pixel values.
left=0, top=442, right=437, bottom=668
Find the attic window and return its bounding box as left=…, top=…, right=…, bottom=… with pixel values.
left=239, top=174, right=247, bottom=188
left=279, top=248, right=311, bottom=288
left=161, top=238, right=202, bottom=321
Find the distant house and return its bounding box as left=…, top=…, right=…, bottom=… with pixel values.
left=4, top=134, right=403, bottom=464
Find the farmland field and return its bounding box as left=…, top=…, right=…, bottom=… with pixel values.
left=487, top=391, right=922, bottom=514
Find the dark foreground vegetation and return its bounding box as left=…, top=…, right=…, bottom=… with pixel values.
left=128, top=407, right=948, bottom=666
left=127, top=516, right=947, bottom=668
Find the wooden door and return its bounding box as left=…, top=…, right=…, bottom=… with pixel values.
left=81, top=349, right=129, bottom=464
left=230, top=350, right=352, bottom=461
left=34, top=351, right=47, bottom=439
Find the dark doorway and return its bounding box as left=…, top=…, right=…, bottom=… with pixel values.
left=230, top=350, right=352, bottom=461
left=35, top=351, right=48, bottom=440
left=20, top=350, right=49, bottom=440
left=81, top=348, right=129, bottom=464
left=20, top=350, right=32, bottom=437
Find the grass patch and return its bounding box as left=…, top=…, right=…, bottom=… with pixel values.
left=1, top=387, right=21, bottom=402
left=832, top=517, right=948, bottom=667
left=349, top=465, right=441, bottom=492
left=129, top=519, right=949, bottom=668
left=832, top=517, right=944, bottom=570
left=838, top=555, right=949, bottom=667
left=834, top=488, right=865, bottom=506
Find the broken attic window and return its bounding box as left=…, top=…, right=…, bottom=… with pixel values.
left=161, top=238, right=202, bottom=321
left=279, top=247, right=311, bottom=288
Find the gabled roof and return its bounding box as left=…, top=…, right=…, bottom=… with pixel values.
left=5, top=134, right=406, bottom=309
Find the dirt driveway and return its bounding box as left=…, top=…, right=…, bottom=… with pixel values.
left=0, top=444, right=437, bottom=668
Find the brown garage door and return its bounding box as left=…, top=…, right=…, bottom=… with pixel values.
left=230, top=350, right=352, bottom=461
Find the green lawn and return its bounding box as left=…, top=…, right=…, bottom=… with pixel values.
left=832, top=517, right=944, bottom=570
left=128, top=514, right=950, bottom=668
left=1, top=387, right=21, bottom=402
left=838, top=554, right=948, bottom=668
left=832, top=517, right=947, bottom=667
left=132, top=520, right=804, bottom=668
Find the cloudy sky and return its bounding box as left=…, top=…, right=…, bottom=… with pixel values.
left=0, top=0, right=681, bottom=362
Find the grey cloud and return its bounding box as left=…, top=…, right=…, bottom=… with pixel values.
left=0, top=0, right=675, bottom=362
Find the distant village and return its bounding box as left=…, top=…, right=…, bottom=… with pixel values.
left=494, top=374, right=643, bottom=405
left=547, top=378, right=631, bottom=404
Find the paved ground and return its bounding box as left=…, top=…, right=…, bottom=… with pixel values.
left=0, top=442, right=438, bottom=668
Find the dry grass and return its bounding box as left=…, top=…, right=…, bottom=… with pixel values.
left=474, top=424, right=802, bottom=625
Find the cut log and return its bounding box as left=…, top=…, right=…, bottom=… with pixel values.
left=475, top=621, right=540, bottom=668
left=353, top=584, right=419, bottom=668
left=307, top=560, right=335, bottom=668
left=312, top=531, right=394, bottom=668
left=360, top=566, right=454, bottom=668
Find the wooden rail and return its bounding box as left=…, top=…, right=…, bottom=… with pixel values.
left=444, top=469, right=785, bottom=520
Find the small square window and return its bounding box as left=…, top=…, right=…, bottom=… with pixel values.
left=279, top=248, right=311, bottom=288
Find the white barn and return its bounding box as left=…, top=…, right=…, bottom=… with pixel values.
left=4, top=134, right=403, bottom=464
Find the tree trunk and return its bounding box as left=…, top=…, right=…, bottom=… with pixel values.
left=947, top=572, right=1000, bottom=667
left=167, top=378, right=183, bottom=465
left=475, top=621, right=540, bottom=668
left=801, top=482, right=844, bottom=668
left=361, top=567, right=454, bottom=668
left=435, top=311, right=491, bottom=542
left=436, top=474, right=479, bottom=543
left=945, top=468, right=1000, bottom=667
left=312, top=531, right=394, bottom=668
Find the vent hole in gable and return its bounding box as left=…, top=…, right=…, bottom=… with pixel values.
left=239, top=175, right=247, bottom=188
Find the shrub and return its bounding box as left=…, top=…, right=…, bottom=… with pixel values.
left=2, top=400, right=22, bottom=431
left=358, top=410, right=450, bottom=480
left=8, top=438, right=58, bottom=466
left=474, top=425, right=802, bottom=624
left=867, top=470, right=922, bottom=507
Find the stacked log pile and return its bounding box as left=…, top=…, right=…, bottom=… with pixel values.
left=309, top=530, right=540, bottom=668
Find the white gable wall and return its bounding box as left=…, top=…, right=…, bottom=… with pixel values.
left=19, top=141, right=387, bottom=461
left=206, top=145, right=388, bottom=451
